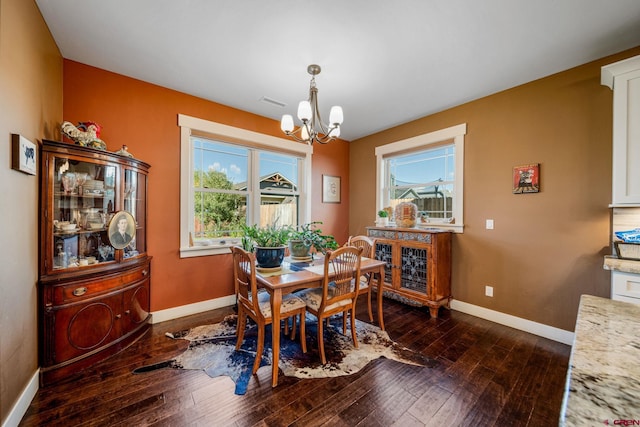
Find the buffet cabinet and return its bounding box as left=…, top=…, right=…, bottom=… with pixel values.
left=367, top=227, right=452, bottom=318
left=39, top=139, right=151, bottom=385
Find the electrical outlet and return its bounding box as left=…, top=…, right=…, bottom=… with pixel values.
left=485, top=285, right=494, bottom=297
left=486, top=219, right=494, bottom=230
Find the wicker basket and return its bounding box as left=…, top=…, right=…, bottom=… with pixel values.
left=614, top=241, right=640, bottom=260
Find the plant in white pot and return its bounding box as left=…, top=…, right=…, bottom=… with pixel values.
left=377, top=209, right=389, bottom=226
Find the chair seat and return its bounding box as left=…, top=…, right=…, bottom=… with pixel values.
left=298, top=288, right=352, bottom=312
left=256, top=291, right=306, bottom=319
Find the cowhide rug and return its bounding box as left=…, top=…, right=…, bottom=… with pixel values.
left=133, top=314, right=437, bottom=395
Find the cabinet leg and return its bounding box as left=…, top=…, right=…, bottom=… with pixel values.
left=429, top=306, right=439, bottom=318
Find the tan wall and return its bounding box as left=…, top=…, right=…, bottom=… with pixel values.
left=0, top=0, right=62, bottom=423
left=63, top=61, right=350, bottom=312
left=350, top=46, right=640, bottom=332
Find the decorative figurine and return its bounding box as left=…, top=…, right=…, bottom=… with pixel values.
left=61, top=121, right=107, bottom=150
left=115, top=145, right=134, bottom=158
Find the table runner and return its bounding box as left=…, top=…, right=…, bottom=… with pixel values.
left=303, top=256, right=370, bottom=275
left=257, top=266, right=297, bottom=277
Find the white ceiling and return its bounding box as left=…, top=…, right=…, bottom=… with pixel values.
left=36, top=0, right=640, bottom=141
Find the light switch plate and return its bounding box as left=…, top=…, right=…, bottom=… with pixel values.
left=486, top=219, right=494, bottom=229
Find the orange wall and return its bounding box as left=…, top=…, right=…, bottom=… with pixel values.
left=350, top=46, right=640, bottom=332
left=63, top=60, right=349, bottom=311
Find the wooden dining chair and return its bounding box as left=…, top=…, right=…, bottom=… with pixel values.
left=346, top=235, right=376, bottom=322
left=231, top=246, right=307, bottom=375
left=297, top=245, right=363, bottom=364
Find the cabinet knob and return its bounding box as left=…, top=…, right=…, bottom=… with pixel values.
left=116, top=314, right=122, bottom=319
left=142, top=269, right=148, bottom=276
left=125, top=310, right=131, bottom=315
left=72, top=287, right=88, bottom=297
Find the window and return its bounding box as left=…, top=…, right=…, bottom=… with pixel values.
left=179, top=114, right=313, bottom=257
left=375, top=124, right=466, bottom=232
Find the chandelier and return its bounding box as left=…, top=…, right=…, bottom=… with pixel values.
left=280, top=64, right=343, bottom=145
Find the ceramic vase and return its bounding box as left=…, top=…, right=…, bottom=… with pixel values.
left=255, top=246, right=286, bottom=268
left=288, top=239, right=312, bottom=258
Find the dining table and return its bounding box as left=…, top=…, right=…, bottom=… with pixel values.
left=255, top=255, right=387, bottom=387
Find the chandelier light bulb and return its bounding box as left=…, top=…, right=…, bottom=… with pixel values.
left=329, top=106, right=343, bottom=125
left=297, top=101, right=312, bottom=122
left=281, top=114, right=294, bottom=133
left=301, top=123, right=311, bottom=141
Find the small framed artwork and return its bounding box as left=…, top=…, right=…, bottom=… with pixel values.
left=322, top=175, right=341, bottom=203
left=108, top=211, right=136, bottom=249
left=513, top=163, right=540, bottom=194
left=11, top=134, right=37, bottom=175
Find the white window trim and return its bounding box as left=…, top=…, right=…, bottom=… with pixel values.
left=375, top=123, right=466, bottom=233
left=178, top=114, right=313, bottom=257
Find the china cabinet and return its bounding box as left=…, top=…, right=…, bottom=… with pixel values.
left=38, top=139, right=151, bottom=385
left=367, top=226, right=452, bottom=318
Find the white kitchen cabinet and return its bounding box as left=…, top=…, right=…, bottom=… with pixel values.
left=602, top=55, right=640, bottom=206
left=611, top=270, right=640, bottom=304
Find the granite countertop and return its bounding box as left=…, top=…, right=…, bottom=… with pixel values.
left=603, top=255, right=640, bottom=274
left=560, top=295, right=640, bottom=426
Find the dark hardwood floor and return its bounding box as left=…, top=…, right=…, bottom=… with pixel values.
left=20, top=298, right=570, bottom=426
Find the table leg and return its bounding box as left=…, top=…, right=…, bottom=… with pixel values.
left=270, top=289, right=282, bottom=387
left=376, top=265, right=385, bottom=331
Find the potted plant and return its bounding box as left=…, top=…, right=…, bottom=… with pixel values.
left=242, top=223, right=291, bottom=268
left=288, top=221, right=338, bottom=259
left=377, top=209, right=389, bottom=226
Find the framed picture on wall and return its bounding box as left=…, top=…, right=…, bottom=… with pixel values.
left=513, top=163, right=540, bottom=194
left=11, top=134, right=37, bottom=175
left=322, top=175, right=341, bottom=203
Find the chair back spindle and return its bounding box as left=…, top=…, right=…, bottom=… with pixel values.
left=319, top=246, right=363, bottom=313
left=346, top=235, right=375, bottom=258
left=345, top=235, right=377, bottom=322
left=232, top=247, right=262, bottom=320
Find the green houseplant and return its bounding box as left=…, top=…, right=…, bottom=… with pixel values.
left=377, top=209, right=389, bottom=226
left=288, top=221, right=338, bottom=259
left=241, top=223, right=292, bottom=268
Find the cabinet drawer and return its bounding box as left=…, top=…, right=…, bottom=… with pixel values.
left=611, top=293, right=640, bottom=304
left=612, top=271, right=640, bottom=302
left=54, top=264, right=150, bottom=304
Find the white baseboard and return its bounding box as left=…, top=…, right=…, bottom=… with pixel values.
left=450, top=300, right=574, bottom=346
left=150, top=295, right=236, bottom=324
left=2, top=369, right=39, bottom=427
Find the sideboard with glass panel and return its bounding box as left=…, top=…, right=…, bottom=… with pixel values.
left=367, top=226, right=452, bottom=318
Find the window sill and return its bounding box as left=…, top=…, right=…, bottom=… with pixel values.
left=416, top=223, right=464, bottom=233
left=180, top=239, right=242, bottom=258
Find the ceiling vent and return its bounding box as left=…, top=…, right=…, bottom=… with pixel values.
left=259, top=96, right=286, bottom=108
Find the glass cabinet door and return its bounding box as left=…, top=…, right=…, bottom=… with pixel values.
left=52, top=156, right=117, bottom=269
left=123, top=168, right=146, bottom=258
